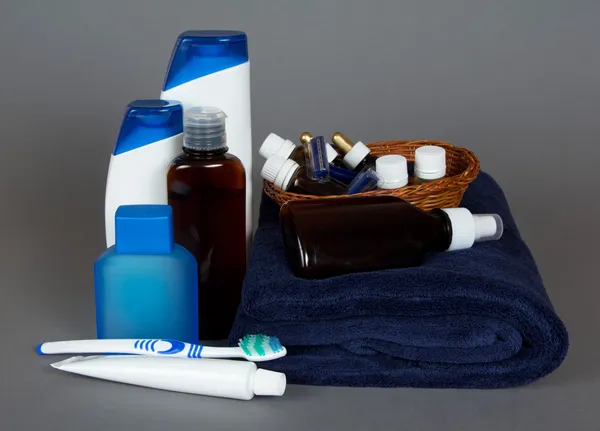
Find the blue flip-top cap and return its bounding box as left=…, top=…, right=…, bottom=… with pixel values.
left=163, top=30, right=248, bottom=91
left=115, top=205, right=174, bottom=254
left=113, top=100, right=183, bottom=155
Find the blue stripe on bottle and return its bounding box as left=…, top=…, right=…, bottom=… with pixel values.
left=150, top=340, right=158, bottom=352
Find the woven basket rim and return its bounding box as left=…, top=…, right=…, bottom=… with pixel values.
left=264, top=140, right=480, bottom=202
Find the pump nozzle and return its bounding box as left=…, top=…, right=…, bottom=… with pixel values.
left=441, top=208, right=504, bottom=251
left=473, top=214, right=503, bottom=242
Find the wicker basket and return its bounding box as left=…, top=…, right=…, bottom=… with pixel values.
left=263, top=140, right=480, bottom=211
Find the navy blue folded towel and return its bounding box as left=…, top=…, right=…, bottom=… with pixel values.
left=230, top=172, right=568, bottom=388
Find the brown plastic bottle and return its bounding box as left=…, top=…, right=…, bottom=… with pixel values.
left=167, top=107, right=246, bottom=340
left=331, top=132, right=378, bottom=172
left=280, top=195, right=503, bottom=279
left=261, top=155, right=347, bottom=196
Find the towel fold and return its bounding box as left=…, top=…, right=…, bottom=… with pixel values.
left=230, top=172, right=568, bottom=388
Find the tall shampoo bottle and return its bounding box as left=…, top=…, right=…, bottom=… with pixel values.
left=160, top=30, right=252, bottom=246
left=104, top=100, right=183, bottom=247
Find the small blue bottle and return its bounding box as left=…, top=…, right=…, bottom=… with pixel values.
left=94, top=205, right=198, bottom=342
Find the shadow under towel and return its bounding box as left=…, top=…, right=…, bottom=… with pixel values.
left=230, top=172, right=568, bottom=388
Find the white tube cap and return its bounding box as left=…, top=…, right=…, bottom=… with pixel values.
left=442, top=208, right=503, bottom=251
left=343, top=141, right=371, bottom=170
left=260, top=133, right=296, bottom=159
left=261, top=155, right=300, bottom=191
left=376, top=155, right=408, bottom=189
left=325, top=143, right=339, bottom=164
left=253, top=369, right=287, bottom=397
left=415, top=146, right=446, bottom=180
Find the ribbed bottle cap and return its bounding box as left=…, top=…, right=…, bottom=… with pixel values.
left=343, top=142, right=371, bottom=170
left=376, top=155, right=408, bottom=189
left=260, top=133, right=296, bottom=159
left=414, top=146, right=446, bottom=180
left=441, top=209, right=504, bottom=251
left=441, top=208, right=475, bottom=251
left=253, top=369, right=286, bottom=396
left=183, top=106, right=227, bottom=151
left=261, top=155, right=300, bottom=191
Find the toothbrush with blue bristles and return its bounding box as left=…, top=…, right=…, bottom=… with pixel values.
left=36, top=334, right=286, bottom=362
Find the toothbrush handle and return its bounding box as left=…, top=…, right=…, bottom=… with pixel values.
left=198, top=346, right=244, bottom=359
left=37, top=339, right=196, bottom=358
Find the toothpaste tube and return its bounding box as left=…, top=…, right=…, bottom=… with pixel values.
left=51, top=356, right=286, bottom=400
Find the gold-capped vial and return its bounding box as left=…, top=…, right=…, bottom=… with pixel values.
left=299, top=132, right=313, bottom=146
left=330, top=132, right=355, bottom=155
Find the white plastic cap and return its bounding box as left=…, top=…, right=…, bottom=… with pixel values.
left=442, top=208, right=504, bottom=251
left=376, top=155, right=408, bottom=189
left=325, top=143, right=339, bottom=164
left=343, top=141, right=371, bottom=170
left=414, top=146, right=446, bottom=180
left=261, top=155, right=300, bottom=191
left=260, top=133, right=296, bottom=159
left=253, top=369, right=287, bottom=397
left=184, top=106, right=227, bottom=150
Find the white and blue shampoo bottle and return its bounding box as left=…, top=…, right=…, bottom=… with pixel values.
left=160, top=30, right=253, bottom=245
left=104, top=100, right=183, bottom=247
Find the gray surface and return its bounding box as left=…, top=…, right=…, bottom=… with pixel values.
left=0, top=0, right=598, bottom=430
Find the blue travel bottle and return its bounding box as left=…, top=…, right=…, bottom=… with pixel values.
left=94, top=205, right=198, bottom=342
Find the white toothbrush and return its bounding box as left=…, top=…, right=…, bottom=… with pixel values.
left=36, top=334, right=286, bottom=362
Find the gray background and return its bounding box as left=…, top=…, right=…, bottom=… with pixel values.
left=1, top=0, right=598, bottom=430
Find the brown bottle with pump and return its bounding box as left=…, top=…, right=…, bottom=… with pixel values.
left=331, top=132, right=378, bottom=172
left=167, top=107, right=246, bottom=340
left=280, top=196, right=503, bottom=279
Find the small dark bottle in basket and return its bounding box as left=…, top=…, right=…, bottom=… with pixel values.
left=262, top=136, right=348, bottom=196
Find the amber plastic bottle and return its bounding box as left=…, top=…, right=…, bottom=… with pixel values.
left=262, top=155, right=347, bottom=196
left=280, top=196, right=503, bottom=279
left=167, top=107, right=246, bottom=340
left=331, top=132, right=378, bottom=172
